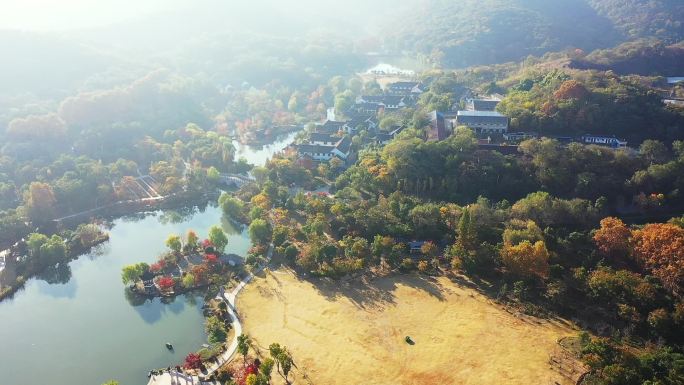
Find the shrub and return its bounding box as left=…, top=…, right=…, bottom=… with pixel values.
left=183, top=353, right=203, bottom=370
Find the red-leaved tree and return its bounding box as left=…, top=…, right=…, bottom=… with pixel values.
left=157, top=276, right=175, bottom=291
left=205, top=254, right=218, bottom=264
left=183, top=353, right=203, bottom=370
left=150, top=260, right=166, bottom=273
left=202, top=239, right=214, bottom=249
left=191, top=265, right=209, bottom=284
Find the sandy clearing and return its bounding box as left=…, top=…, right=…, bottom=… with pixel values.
left=237, top=269, right=577, bottom=385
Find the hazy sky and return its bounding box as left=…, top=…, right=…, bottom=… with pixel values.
left=0, top=0, right=404, bottom=32
left=0, top=0, right=189, bottom=31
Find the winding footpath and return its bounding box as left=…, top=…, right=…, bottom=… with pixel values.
left=147, top=244, right=273, bottom=385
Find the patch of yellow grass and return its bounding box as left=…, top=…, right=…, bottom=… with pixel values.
left=238, top=269, right=577, bottom=385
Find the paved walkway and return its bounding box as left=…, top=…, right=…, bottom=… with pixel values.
left=147, top=243, right=273, bottom=385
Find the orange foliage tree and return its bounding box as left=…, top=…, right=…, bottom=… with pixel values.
left=500, top=240, right=550, bottom=279
left=632, top=223, right=684, bottom=295
left=593, top=217, right=632, bottom=259
left=553, top=80, right=590, bottom=100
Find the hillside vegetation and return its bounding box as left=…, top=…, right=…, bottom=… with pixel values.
left=386, top=0, right=684, bottom=67
left=570, top=40, right=684, bottom=76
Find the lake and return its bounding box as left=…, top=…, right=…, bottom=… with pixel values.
left=0, top=134, right=296, bottom=385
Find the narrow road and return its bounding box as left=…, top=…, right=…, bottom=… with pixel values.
left=205, top=243, right=273, bottom=374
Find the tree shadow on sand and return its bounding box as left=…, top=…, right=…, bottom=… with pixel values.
left=278, top=267, right=450, bottom=310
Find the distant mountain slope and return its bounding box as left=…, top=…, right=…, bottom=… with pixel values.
left=587, top=0, right=684, bottom=43
left=385, top=0, right=684, bottom=68
left=570, top=39, right=684, bottom=76
left=0, top=31, right=131, bottom=98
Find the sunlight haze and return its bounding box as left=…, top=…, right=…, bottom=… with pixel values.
left=0, top=0, right=189, bottom=30
left=1, top=1, right=684, bottom=385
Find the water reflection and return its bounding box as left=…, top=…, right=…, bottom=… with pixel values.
left=126, top=292, right=199, bottom=324
left=232, top=131, right=299, bottom=167
left=86, top=242, right=111, bottom=260
left=120, top=211, right=155, bottom=223
left=38, top=263, right=73, bottom=285
left=221, top=214, right=245, bottom=236
left=36, top=264, right=77, bottom=298
left=159, top=207, right=200, bottom=225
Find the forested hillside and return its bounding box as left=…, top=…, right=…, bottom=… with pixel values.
left=570, top=40, right=684, bottom=76
left=587, top=0, right=684, bottom=42
left=386, top=0, right=684, bottom=68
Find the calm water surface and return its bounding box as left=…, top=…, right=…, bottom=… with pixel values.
left=232, top=131, right=298, bottom=167
left=0, top=135, right=295, bottom=385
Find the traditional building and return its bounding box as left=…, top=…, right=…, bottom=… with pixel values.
left=466, top=96, right=502, bottom=111
left=316, top=120, right=347, bottom=134
left=503, top=131, right=538, bottom=142
left=387, top=81, right=423, bottom=95
left=309, top=132, right=339, bottom=146
left=353, top=102, right=384, bottom=115
left=580, top=135, right=627, bottom=149
left=456, top=110, right=509, bottom=135
left=374, top=125, right=405, bottom=145
left=428, top=111, right=450, bottom=141
left=344, top=115, right=378, bottom=135
left=357, top=95, right=407, bottom=110
left=296, top=136, right=352, bottom=162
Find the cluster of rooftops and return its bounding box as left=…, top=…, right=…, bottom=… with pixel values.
left=429, top=94, right=509, bottom=141
left=294, top=81, right=423, bottom=163
left=294, top=80, right=631, bottom=164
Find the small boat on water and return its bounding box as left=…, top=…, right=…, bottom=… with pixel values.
left=165, top=342, right=173, bottom=350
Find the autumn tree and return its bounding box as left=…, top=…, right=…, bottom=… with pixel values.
left=74, top=223, right=103, bottom=248
left=420, top=241, right=439, bottom=259
left=503, top=219, right=544, bottom=245
left=186, top=230, right=198, bottom=251
left=553, top=80, right=589, bottom=100
left=121, top=262, right=149, bottom=285
left=632, top=223, right=684, bottom=294
left=157, top=276, right=175, bottom=291
left=182, top=273, right=195, bottom=288
left=183, top=353, right=203, bottom=370
left=24, top=182, right=56, bottom=223
left=418, top=260, right=429, bottom=272
left=165, top=234, right=182, bottom=253
left=500, top=240, right=550, bottom=279
left=593, top=217, right=631, bottom=259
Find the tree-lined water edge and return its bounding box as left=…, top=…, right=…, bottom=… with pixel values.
left=0, top=135, right=295, bottom=385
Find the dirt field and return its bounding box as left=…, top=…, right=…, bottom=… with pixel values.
left=237, top=269, right=578, bottom=385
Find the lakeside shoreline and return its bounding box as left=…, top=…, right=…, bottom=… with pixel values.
left=0, top=191, right=224, bottom=304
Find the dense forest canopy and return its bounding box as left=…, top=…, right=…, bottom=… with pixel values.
left=386, top=0, right=684, bottom=67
